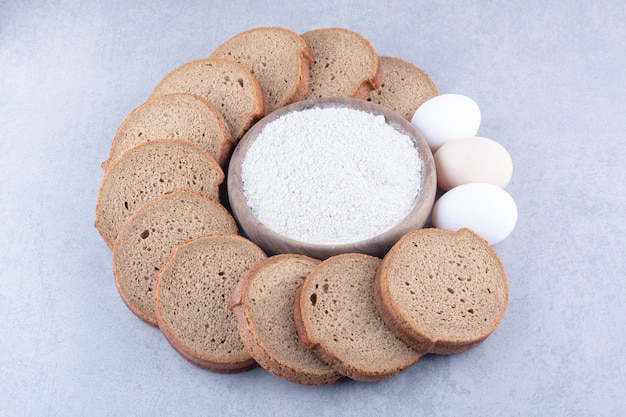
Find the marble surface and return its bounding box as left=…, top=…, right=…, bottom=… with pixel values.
left=1, top=1, right=625, bottom=415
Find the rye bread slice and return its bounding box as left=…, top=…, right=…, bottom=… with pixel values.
left=374, top=228, right=509, bottom=355
left=154, top=234, right=267, bottom=373
left=366, top=56, right=438, bottom=121
left=209, top=26, right=314, bottom=113
left=230, top=254, right=342, bottom=385
left=149, top=58, right=269, bottom=140
left=301, top=28, right=382, bottom=100
left=294, top=253, right=421, bottom=381
left=95, top=139, right=224, bottom=248
left=113, top=190, right=238, bottom=326
left=102, top=93, right=233, bottom=171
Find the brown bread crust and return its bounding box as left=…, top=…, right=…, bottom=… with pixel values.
left=374, top=228, right=509, bottom=355
left=112, top=190, right=238, bottom=326
left=301, top=28, right=382, bottom=100
left=149, top=58, right=269, bottom=140
left=353, top=58, right=383, bottom=100
left=102, top=93, right=234, bottom=171
left=209, top=26, right=314, bottom=112
left=290, top=48, right=313, bottom=103
left=160, top=328, right=258, bottom=374
left=94, top=139, right=224, bottom=248
left=154, top=234, right=267, bottom=373
left=294, top=253, right=421, bottom=382
left=230, top=254, right=342, bottom=385
left=366, top=56, right=438, bottom=121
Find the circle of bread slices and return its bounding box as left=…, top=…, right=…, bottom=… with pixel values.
left=95, top=26, right=506, bottom=385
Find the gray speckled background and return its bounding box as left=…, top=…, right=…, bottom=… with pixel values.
left=1, top=1, right=625, bottom=416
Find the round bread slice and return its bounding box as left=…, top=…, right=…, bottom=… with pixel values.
left=149, top=58, right=269, bottom=141
left=366, top=56, right=438, bottom=121
left=294, top=253, right=421, bottom=381
left=230, top=254, right=342, bottom=386
left=155, top=234, right=267, bottom=373
left=209, top=26, right=314, bottom=113
left=95, top=139, right=224, bottom=248
left=301, top=28, right=382, bottom=100
left=102, top=93, right=233, bottom=171
left=113, top=190, right=238, bottom=326
left=374, top=228, right=509, bottom=355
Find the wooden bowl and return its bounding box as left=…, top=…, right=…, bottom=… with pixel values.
left=227, top=97, right=436, bottom=260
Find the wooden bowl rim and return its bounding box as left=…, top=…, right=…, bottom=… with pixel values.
left=227, top=97, right=437, bottom=259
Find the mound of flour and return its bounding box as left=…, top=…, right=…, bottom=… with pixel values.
left=241, top=107, right=422, bottom=245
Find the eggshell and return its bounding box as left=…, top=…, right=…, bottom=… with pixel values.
left=411, top=94, right=481, bottom=151
left=434, top=137, right=513, bottom=191
left=431, top=183, right=517, bottom=245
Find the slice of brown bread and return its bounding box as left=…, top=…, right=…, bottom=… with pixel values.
left=154, top=234, right=267, bottom=373
left=374, top=228, right=509, bottom=355
left=102, top=93, right=233, bottom=171
left=209, top=27, right=314, bottom=113
left=294, top=253, right=421, bottom=381
left=366, top=56, right=438, bottom=121
left=148, top=58, right=269, bottom=140
left=95, top=139, right=224, bottom=248
left=113, top=190, right=238, bottom=326
left=230, top=254, right=342, bottom=385
left=301, top=28, right=382, bottom=100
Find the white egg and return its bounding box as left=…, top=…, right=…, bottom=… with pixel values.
left=434, top=136, right=513, bottom=191
left=431, top=183, right=517, bottom=245
left=411, top=94, right=481, bottom=151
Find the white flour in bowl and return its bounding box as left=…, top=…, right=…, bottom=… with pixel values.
left=241, top=107, right=422, bottom=245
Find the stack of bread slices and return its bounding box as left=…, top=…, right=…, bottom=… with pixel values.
left=95, top=26, right=507, bottom=385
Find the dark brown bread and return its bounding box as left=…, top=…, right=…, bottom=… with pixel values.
left=113, top=191, right=238, bottom=326
left=366, top=56, right=438, bottom=121
left=374, top=228, right=509, bottom=354
left=209, top=27, right=314, bottom=112
left=149, top=58, right=269, bottom=140
left=154, top=234, right=267, bottom=373
left=102, top=94, right=233, bottom=171
left=301, top=28, right=382, bottom=100
left=294, top=253, right=421, bottom=381
left=230, top=254, right=342, bottom=385
left=95, top=139, right=224, bottom=248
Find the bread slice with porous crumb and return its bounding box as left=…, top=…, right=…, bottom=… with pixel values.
left=154, top=234, right=267, bottom=373
left=113, top=190, right=238, bottom=326
left=209, top=27, right=314, bottom=113
left=294, top=253, right=421, bottom=381
left=149, top=58, right=269, bottom=140
left=366, top=56, right=437, bottom=121
left=102, top=93, right=233, bottom=171
left=95, top=139, right=224, bottom=248
left=374, top=228, right=509, bottom=354
left=230, top=254, right=342, bottom=385
left=301, top=28, right=382, bottom=100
